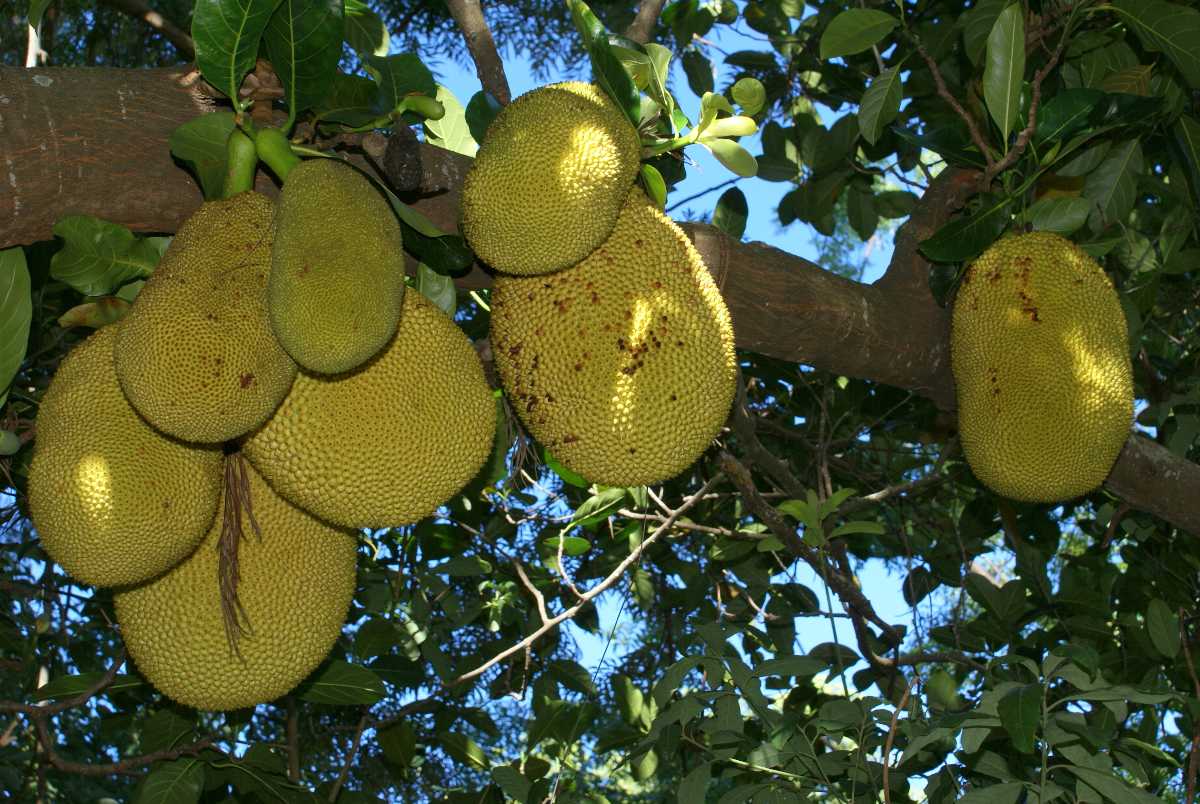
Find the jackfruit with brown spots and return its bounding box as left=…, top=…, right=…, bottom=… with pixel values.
left=27, top=325, right=223, bottom=587
left=489, top=187, right=737, bottom=486
left=242, top=290, right=495, bottom=528
left=115, top=191, right=297, bottom=443
left=114, top=458, right=357, bottom=711
left=951, top=231, right=1133, bottom=502
left=269, top=159, right=406, bottom=374
left=461, top=82, right=641, bottom=276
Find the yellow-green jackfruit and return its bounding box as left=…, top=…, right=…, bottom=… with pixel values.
left=243, top=290, right=495, bottom=528
left=269, top=160, right=406, bottom=374
left=951, top=231, right=1133, bottom=502
left=28, top=325, right=223, bottom=587
left=490, top=187, right=737, bottom=486
left=115, top=192, right=297, bottom=443
left=461, top=82, right=641, bottom=276
left=115, top=458, right=357, bottom=711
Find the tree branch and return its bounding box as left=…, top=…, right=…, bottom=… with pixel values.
left=0, top=66, right=1196, bottom=536
left=624, top=0, right=667, bottom=45
left=100, top=0, right=195, bottom=61
left=444, top=0, right=511, bottom=105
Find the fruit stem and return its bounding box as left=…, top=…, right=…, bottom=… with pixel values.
left=255, top=127, right=302, bottom=181
left=222, top=128, right=259, bottom=199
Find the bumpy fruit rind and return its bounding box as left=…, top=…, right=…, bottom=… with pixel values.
left=490, top=187, right=738, bottom=486
left=951, top=231, right=1133, bottom=502
left=28, top=325, right=223, bottom=587
left=461, top=82, right=641, bottom=276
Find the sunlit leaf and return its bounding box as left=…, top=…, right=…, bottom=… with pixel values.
left=819, top=9, right=898, bottom=60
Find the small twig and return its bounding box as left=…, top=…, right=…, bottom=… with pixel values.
left=665, top=177, right=740, bottom=215
left=445, top=0, right=511, bottom=105
left=1101, top=502, right=1132, bottom=549
left=327, top=709, right=370, bottom=802
left=512, top=559, right=550, bottom=625
left=882, top=676, right=917, bottom=804
left=623, top=0, right=668, bottom=44
left=914, top=41, right=994, bottom=171
left=100, top=0, right=195, bottom=60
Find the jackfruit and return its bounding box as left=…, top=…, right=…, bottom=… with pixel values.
left=115, top=458, right=357, bottom=711
left=490, top=187, right=738, bottom=486
left=27, top=325, right=223, bottom=587
left=269, top=160, right=406, bottom=374
left=243, top=290, right=495, bottom=528
left=951, top=231, right=1133, bottom=502
left=461, top=82, right=641, bottom=276
left=115, top=191, right=297, bottom=443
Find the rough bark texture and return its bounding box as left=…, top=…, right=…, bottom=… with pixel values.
left=0, top=65, right=1197, bottom=535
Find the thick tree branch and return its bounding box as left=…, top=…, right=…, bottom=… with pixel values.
left=100, top=0, right=195, bottom=61
left=0, top=66, right=1196, bottom=536
left=624, top=0, right=667, bottom=44
left=444, top=0, right=511, bottom=105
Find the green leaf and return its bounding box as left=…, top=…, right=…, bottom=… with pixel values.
left=548, top=659, right=598, bottom=697
left=415, top=262, right=456, bottom=315
left=612, top=674, right=644, bottom=724
left=640, top=163, right=667, bottom=209
left=264, top=0, right=344, bottom=119
left=438, top=732, right=490, bottom=770
left=589, top=37, right=641, bottom=127
left=1174, top=115, right=1200, bottom=202
left=34, top=672, right=144, bottom=701
left=314, top=73, right=379, bottom=127
left=50, top=217, right=160, bottom=295
left=296, top=660, right=386, bottom=704
left=465, top=91, right=503, bottom=145
left=191, top=0, right=280, bottom=105
left=682, top=49, right=714, bottom=96
left=712, top=187, right=748, bottom=239
left=568, top=487, right=628, bottom=528
left=819, top=9, right=898, bottom=60
left=539, top=533, right=591, bottom=557
left=731, top=77, right=765, bottom=115
left=961, top=0, right=1007, bottom=65
left=1034, top=88, right=1104, bottom=146
left=132, top=759, right=205, bottom=804
left=847, top=185, right=878, bottom=240
left=1082, top=139, right=1143, bottom=230
left=918, top=194, right=1012, bottom=263
left=997, top=683, right=1041, bottom=753
left=168, top=113, right=237, bottom=199
left=957, top=783, right=1024, bottom=804
left=378, top=720, right=418, bottom=767
left=983, top=3, right=1025, bottom=141
left=829, top=519, right=885, bottom=538
left=543, top=448, right=587, bottom=487
left=858, top=66, right=902, bottom=146
left=366, top=53, right=437, bottom=116
left=439, top=555, right=492, bottom=576
left=701, top=138, right=758, bottom=177
left=1026, top=196, right=1091, bottom=235
left=1112, top=0, right=1200, bottom=89
left=1064, top=766, right=1164, bottom=803
left=876, top=190, right=917, bottom=218
left=677, top=761, right=712, bottom=803
left=0, top=249, right=31, bottom=410
left=27, top=0, right=52, bottom=26
left=750, top=656, right=823, bottom=678
left=424, top=86, right=476, bottom=157
left=343, top=0, right=388, bottom=57
left=490, top=766, right=532, bottom=801
left=1146, top=599, right=1180, bottom=658
left=567, top=0, right=605, bottom=46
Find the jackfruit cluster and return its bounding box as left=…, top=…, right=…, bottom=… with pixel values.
left=465, top=84, right=737, bottom=486
left=27, top=161, right=496, bottom=710
left=461, top=82, right=642, bottom=276
left=951, top=231, right=1133, bottom=502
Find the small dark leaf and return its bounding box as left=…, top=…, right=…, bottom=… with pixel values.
left=465, top=91, right=503, bottom=145
left=0, top=248, right=31, bottom=409
left=682, top=49, right=714, bottom=96
left=712, top=187, right=748, bottom=238
left=1034, top=88, right=1104, bottom=146
left=1146, top=599, right=1180, bottom=658
left=295, top=660, right=386, bottom=705
left=343, top=0, right=388, bottom=58
left=438, top=731, right=490, bottom=769
left=367, top=53, right=437, bottom=117
left=131, top=759, right=204, bottom=804
left=902, top=566, right=938, bottom=607
left=168, top=112, right=237, bottom=199
left=589, top=37, right=641, bottom=127
left=858, top=66, right=902, bottom=145
left=34, top=672, right=143, bottom=701
left=998, top=683, right=1042, bottom=753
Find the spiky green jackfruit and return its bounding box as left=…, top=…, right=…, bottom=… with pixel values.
left=490, top=187, right=737, bottom=486
left=461, top=82, right=641, bottom=276
left=269, top=160, right=406, bottom=374
left=115, top=458, right=357, bottom=711
left=243, top=291, right=495, bottom=528
left=115, top=192, right=297, bottom=443
left=951, top=231, right=1134, bottom=502
left=28, top=325, right=223, bottom=587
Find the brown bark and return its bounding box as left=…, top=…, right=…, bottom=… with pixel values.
left=0, top=66, right=1197, bottom=535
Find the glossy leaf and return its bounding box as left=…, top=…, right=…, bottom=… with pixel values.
left=33, top=671, right=144, bottom=701
left=997, top=683, right=1041, bottom=753
left=1082, top=139, right=1143, bottom=230
left=191, top=0, right=279, bottom=105
left=264, top=0, right=343, bottom=118
left=1034, top=88, right=1103, bottom=146
left=296, top=660, right=387, bottom=704
left=713, top=187, right=748, bottom=239
left=50, top=216, right=159, bottom=295
left=168, top=112, right=237, bottom=199
left=131, top=759, right=204, bottom=804
left=983, top=3, right=1025, bottom=141
left=343, top=0, right=388, bottom=57
left=0, top=249, right=31, bottom=410
left=464, top=90, right=503, bottom=145
left=1026, top=196, right=1091, bottom=234
left=1113, top=0, right=1200, bottom=88
left=858, top=66, right=902, bottom=145
left=819, top=9, right=898, bottom=60
left=918, top=194, right=1012, bottom=263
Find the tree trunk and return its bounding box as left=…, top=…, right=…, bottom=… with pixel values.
left=0, top=65, right=1196, bottom=535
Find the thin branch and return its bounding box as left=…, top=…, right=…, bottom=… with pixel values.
left=512, top=559, right=550, bottom=625
left=731, top=375, right=805, bottom=497
left=882, top=675, right=917, bottom=804
left=286, top=696, right=300, bottom=784
left=327, top=710, right=369, bottom=802
left=665, top=177, right=740, bottom=214
left=445, top=0, right=511, bottom=105
left=624, top=0, right=668, bottom=45
left=914, top=41, right=994, bottom=171
left=100, top=0, right=195, bottom=60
